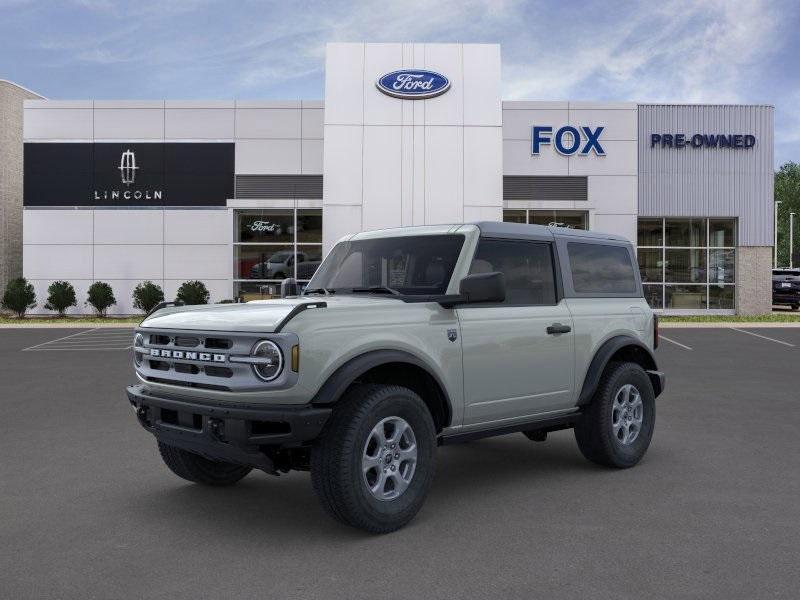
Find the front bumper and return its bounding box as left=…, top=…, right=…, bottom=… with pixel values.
left=773, top=292, right=800, bottom=305
left=126, top=384, right=331, bottom=472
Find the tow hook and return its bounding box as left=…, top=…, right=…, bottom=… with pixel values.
left=135, top=406, right=150, bottom=427
left=208, top=418, right=224, bottom=440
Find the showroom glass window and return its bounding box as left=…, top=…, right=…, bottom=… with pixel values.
left=637, top=218, right=736, bottom=310
left=503, top=209, right=588, bottom=230
left=234, top=209, right=322, bottom=301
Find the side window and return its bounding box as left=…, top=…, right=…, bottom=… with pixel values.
left=470, top=239, right=557, bottom=305
left=567, top=242, right=637, bottom=295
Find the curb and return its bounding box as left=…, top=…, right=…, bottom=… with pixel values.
left=661, top=322, right=800, bottom=328
left=0, top=322, right=139, bottom=329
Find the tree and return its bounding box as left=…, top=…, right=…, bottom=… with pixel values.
left=775, top=162, right=800, bottom=267
left=1, top=277, right=36, bottom=318
left=176, top=280, right=210, bottom=305
left=45, top=281, right=77, bottom=317
left=86, top=282, right=116, bottom=317
left=132, top=281, right=165, bottom=313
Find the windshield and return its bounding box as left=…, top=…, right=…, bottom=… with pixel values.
left=306, top=234, right=465, bottom=296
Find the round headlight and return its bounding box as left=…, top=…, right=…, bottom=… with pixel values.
left=251, top=340, right=283, bottom=382
left=133, top=333, right=145, bottom=367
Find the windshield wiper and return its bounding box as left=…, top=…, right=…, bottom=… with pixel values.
left=304, top=287, right=334, bottom=296
left=351, top=285, right=401, bottom=296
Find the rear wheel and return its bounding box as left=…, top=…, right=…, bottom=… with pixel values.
left=792, top=304, right=799, bottom=311
left=311, top=384, right=437, bottom=533
left=158, top=442, right=252, bottom=486
left=574, top=361, right=656, bottom=468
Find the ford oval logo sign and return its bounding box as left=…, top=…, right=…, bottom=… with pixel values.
left=376, top=70, right=450, bottom=99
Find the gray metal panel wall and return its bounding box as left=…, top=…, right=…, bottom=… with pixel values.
left=638, top=104, right=774, bottom=246
left=503, top=176, right=587, bottom=201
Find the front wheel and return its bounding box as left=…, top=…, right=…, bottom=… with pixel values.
left=574, top=362, right=656, bottom=468
left=311, top=384, right=437, bottom=533
left=792, top=304, right=799, bottom=311
left=158, top=442, right=252, bottom=486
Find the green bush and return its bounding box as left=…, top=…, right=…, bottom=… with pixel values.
left=1, top=277, right=37, bottom=318
left=44, top=280, right=77, bottom=317
left=86, top=282, right=116, bottom=317
left=176, top=280, right=210, bottom=305
left=132, top=281, right=165, bottom=313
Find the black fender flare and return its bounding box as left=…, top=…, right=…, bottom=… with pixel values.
left=577, top=335, right=663, bottom=405
left=310, top=349, right=453, bottom=427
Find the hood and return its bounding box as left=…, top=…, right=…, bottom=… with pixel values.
left=140, top=298, right=311, bottom=333
left=139, top=295, right=399, bottom=333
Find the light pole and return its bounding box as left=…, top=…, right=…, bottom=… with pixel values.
left=775, top=200, right=782, bottom=268
left=791, top=213, right=796, bottom=269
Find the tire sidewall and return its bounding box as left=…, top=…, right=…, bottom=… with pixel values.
left=599, top=364, right=656, bottom=467
left=345, top=389, right=436, bottom=524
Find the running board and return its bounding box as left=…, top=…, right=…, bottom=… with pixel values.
left=439, top=412, right=580, bottom=445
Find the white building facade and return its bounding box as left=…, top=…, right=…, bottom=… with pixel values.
left=19, top=42, right=773, bottom=315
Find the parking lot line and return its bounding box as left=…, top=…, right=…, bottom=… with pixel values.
left=659, top=335, right=693, bottom=350
left=21, top=328, right=99, bottom=351
left=729, top=327, right=796, bottom=348
left=21, top=328, right=134, bottom=351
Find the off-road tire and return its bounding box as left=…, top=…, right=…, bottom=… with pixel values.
left=311, top=384, right=437, bottom=534
left=574, top=361, right=656, bottom=468
left=158, top=442, right=252, bottom=486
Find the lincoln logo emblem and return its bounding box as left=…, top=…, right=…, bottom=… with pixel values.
left=118, top=149, right=138, bottom=186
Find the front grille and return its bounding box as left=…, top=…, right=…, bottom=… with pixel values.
left=205, top=366, right=233, bottom=378
left=206, top=337, right=233, bottom=350
left=175, top=363, right=200, bottom=375
left=134, top=328, right=296, bottom=392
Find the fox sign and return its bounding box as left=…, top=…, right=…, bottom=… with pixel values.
left=532, top=125, right=605, bottom=156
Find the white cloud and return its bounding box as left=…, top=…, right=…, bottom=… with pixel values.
left=502, top=0, right=785, bottom=103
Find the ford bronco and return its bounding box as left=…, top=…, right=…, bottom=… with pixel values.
left=127, top=222, right=665, bottom=533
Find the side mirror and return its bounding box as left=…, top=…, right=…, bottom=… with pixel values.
left=280, top=278, right=299, bottom=298
left=458, top=272, right=505, bottom=304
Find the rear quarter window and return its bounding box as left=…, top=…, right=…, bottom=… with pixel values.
left=567, top=242, right=638, bottom=295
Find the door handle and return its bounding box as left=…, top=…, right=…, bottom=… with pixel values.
left=546, top=323, right=571, bottom=335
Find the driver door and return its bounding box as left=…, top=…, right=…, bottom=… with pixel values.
left=458, top=238, right=575, bottom=426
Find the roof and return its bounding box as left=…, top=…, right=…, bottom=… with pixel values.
left=345, top=221, right=630, bottom=244
left=0, top=79, right=45, bottom=99
left=471, top=221, right=630, bottom=242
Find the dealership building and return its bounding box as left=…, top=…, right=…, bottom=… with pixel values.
left=3, top=42, right=774, bottom=315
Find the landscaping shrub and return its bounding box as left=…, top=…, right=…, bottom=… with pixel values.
left=176, top=280, right=210, bottom=305
left=132, top=281, right=165, bottom=313
left=1, top=277, right=36, bottom=318
left=86, top=282, right=116, bottom=317
left=45, top=280, right=77, bottom=317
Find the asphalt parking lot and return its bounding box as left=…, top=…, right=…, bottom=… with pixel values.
left=2, top=327, right=799, bottom=599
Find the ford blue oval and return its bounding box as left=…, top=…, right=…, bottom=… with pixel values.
left=376, top=69, right=450, bottom=99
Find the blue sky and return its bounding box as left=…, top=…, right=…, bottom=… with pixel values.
left=2, top=0, right=799, bottom=166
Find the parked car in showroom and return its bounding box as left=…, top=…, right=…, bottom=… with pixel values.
left=128, top=222, right=664, bottom=533
left=249, top=251, right=317, bottom=280
left=772, top=268, right=800, bottom=310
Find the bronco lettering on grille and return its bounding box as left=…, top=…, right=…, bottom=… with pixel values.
left=150, top=349, right=226, bottom=362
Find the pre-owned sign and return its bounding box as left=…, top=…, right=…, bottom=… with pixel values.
left=650, top=133, right=756, bottom=149
left=23, top=142, right=234, bottom=207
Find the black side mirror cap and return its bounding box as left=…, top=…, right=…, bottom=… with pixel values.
left=439, top=272, right=506, bottom=307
